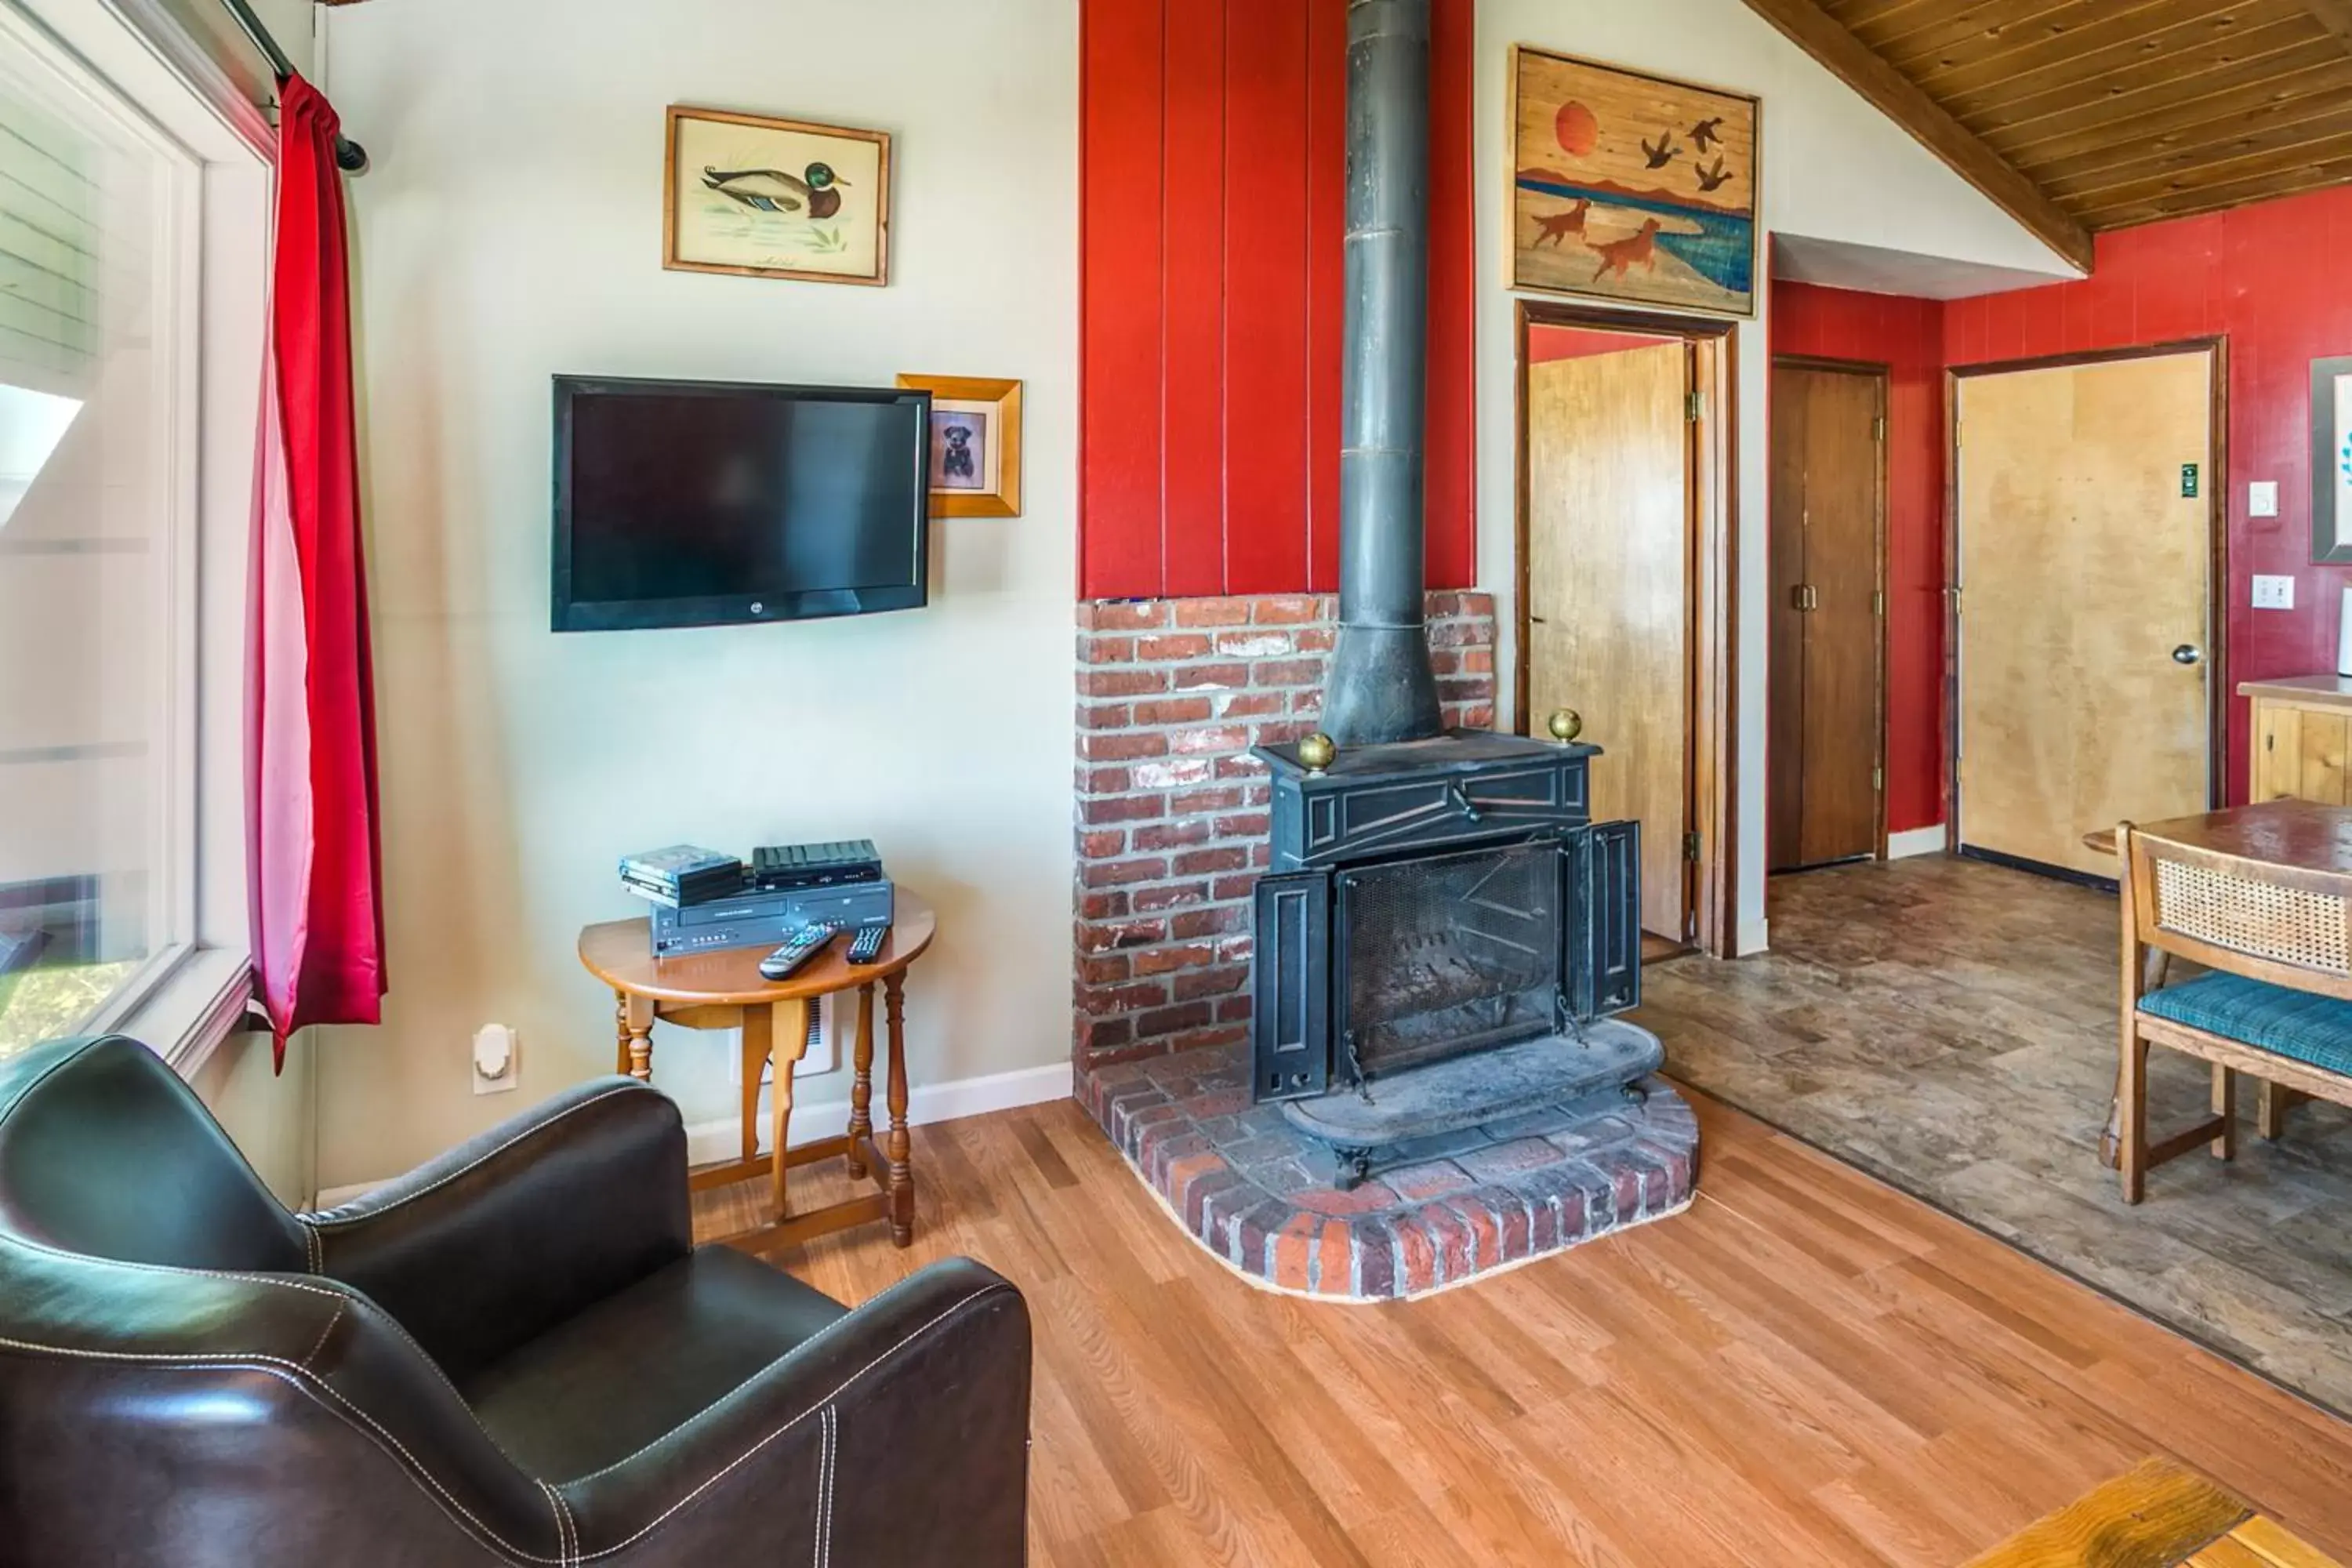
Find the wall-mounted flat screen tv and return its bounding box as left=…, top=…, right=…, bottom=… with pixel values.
left=551, top=375, right=931, bottom=631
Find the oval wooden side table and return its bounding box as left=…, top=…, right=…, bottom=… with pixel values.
left=577, top=893, right=935, bottom=1249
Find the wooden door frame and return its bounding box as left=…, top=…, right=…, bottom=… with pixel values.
left=1944, top=336, right=2230, bottom=870
left=1770, top=354, right=1891, bottom=864
left=1513, top=299, right=1738, bottom=959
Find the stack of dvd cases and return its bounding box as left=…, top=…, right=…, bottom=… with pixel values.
left=617, top=845, right=745, bottom=908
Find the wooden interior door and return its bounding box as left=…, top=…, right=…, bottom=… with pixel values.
left=1769, top=362, right=1884, bottom=871
left=1526, top=339, right=1691, bottom=944
left=1956, top=349, right=2213, bottom=880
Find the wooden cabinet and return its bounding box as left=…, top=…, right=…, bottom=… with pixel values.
left=2244, top=677, right=2352, bottom=804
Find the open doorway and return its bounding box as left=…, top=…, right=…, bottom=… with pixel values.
left=1513, top=302, right=1735, bottom=959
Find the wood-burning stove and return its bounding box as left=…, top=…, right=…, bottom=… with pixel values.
left=1250, top=729, right=1644, bottom=1107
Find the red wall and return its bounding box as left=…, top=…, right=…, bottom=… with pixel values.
left=1947, top=182, right=2352, bottom=805
left=1770, top=281, right=1948, bottom=835
left=1078, top=0, right=1476, bottom=600
left=1528, top=325, right=1675, bottom=363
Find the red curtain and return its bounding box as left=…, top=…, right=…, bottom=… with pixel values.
left=249, top=74, right=385, bottom=1062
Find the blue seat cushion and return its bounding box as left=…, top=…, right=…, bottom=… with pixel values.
left=2139, top=972, right=2352, bottom=1077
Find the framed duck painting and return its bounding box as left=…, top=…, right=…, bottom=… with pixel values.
left=663, top=105, right=891, bottom=286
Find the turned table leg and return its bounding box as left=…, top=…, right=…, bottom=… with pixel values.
left=614, top=991, right=630, bottom=1076
left=739, top=1011, right=766, bottom=1166
left=768, top=999, right=811, bottom=1220
left=847, top=984, right=877, bottom=1180
left=622, top=993, right=655, bottom=1082
left=884, top=972, right=913, bottom=1247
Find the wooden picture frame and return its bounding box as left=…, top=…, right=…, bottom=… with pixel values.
left=663, top=105, right=891, bottom=287
left=2314, top=355, right=2352, bottom=563
left=1506, top=46, right=1760, bottom=318
left=896, top=375, right=1022, bottom=519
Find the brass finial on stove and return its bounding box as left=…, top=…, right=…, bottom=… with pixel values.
left=1297, top=731, right=1338, bottom=772
left=1546, top=709, right=1582, bottom=743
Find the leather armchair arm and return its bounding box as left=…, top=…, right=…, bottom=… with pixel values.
left=564, top=1258, right=1031, bottom=1568
left=303, top=1076, right=692, bottom=1381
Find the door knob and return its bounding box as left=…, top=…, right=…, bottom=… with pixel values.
left=2171, top=644, right=2202, bottom=666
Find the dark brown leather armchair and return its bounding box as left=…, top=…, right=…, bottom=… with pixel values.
left=0, top=1035, right=1031, bottom=1566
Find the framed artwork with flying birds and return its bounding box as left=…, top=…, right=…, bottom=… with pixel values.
left=1508, top=47, right=1759, bottom=317
left=664, top=105, right=891, bottom=286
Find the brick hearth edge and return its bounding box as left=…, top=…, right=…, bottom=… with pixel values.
left=1072, top=591, right=1498, bottom=1073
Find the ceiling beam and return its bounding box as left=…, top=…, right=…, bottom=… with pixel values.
left=1737, top=0, right=2096, bottom=273
left=2304, top=0, right=2352, bottom=49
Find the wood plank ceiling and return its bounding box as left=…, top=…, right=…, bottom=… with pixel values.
left=1815, top=0, right=2352, bottom=232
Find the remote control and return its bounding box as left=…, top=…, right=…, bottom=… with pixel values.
left=846, top=922, right=891, bottom=965
left=758, top=923, right=839, bottom=982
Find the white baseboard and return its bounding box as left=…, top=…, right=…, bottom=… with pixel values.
left=1736, top=916, right=1769, bottom=956
left=1887, top=826, right=1948, bottom=860
left=309, top=1060, right=1074, bottom=1211
left=683, top=1058, right=1073, bottom=1167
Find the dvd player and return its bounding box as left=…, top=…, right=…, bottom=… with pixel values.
left=750, top=839, right=884, bottom=892
left=650, top=879, right=893, bottom=957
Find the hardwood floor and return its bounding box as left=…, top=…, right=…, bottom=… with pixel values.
left=1649, top=854, right=2352, bottom=1416
left=694, top=1087, right=2352, bottom=1566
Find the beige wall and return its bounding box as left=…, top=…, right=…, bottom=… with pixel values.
left=313, top=0, right=1079, bottom=1187
left=191, top=1029, right=314, bottom=1207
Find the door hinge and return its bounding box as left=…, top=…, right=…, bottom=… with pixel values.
left=1686, top=390, right=1705, bottom=423
left=1872, top=414, right=1886, bottom=442
left=1954, top=419, right=1962, bottom=450
left=1872, top=764, right=1884, bottom=793
left=1871, top=588, right=1886, bottom=617
left=1947, top=584, right=1962, bottom=615
left=1682, top=831, right=1701, bottom=862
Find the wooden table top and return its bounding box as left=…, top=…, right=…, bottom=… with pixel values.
left=2082, top=800, right=2352, bottom=873
left=578, top=891, right=935, bottom=1005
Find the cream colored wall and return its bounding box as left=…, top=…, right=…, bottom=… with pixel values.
left=1473, top=0, right=2077, bottom=953
left=191, top=1029, right=314, bottom=1207
left=313, top=0, right=1078, bottom=1187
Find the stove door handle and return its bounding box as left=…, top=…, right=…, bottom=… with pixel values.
left=1447, top=782, right=1485, bottom=822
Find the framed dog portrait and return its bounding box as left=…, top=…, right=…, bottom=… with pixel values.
left=664, top=105, right=891, bottom=286
left=897, top=375, right=1022, bottom=518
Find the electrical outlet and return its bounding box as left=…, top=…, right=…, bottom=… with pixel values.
left=2252, top=575, right=2296, bottom=611
left=2250, top=481, right=2280, bottom=518
left=472, top=1024, right=520, bottom=1094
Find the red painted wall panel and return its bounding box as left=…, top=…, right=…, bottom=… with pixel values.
left=1770, top=281, right=1948, bottom=836
left=1160, top=2, right=1228, bottom=595
left=1222, top=0, right=1312, bottom=593
left=1945, top=183, right=2352, bottom=807
left=1078, top=0, right=1165, bottom=594
left=1079, top=0, right=1476, bottom=599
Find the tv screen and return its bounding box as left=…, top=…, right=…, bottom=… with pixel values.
left=551, top=376, right=931, bottom=631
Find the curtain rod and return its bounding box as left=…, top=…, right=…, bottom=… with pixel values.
left=216, top=0, right=368, bottom=172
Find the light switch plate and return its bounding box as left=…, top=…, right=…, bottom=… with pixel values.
left=2252, top=574, right=2296, bottom=610
left=2250, top=481, right=2280, bottom=518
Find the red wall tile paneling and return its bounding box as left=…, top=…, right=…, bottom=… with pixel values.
left=1770, top=281, right=1949, bottom=836
left=1079, top=0, right=1477, bottom=600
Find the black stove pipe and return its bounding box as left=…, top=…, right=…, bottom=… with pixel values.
left=1321, top=0, right=1443, bottom=747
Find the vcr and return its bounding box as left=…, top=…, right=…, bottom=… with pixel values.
left=650, top=880, right=893, bottom=957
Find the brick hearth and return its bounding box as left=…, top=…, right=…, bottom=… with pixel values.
left=1080, top=1044, right=1697, bottom=1300
left=1072, top=591, right=1497, bottom=1072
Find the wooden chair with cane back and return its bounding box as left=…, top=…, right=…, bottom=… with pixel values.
left=2115, top=813, right=2352, bottom=1201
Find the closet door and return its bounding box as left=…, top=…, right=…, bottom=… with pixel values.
left=1769, top=362, right=1884, bottom=872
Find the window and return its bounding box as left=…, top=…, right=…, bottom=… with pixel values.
left=0, top=14, right=201, bottom=1057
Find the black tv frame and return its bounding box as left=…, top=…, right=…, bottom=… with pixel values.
left=550, top=374, right=933, bottom=633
